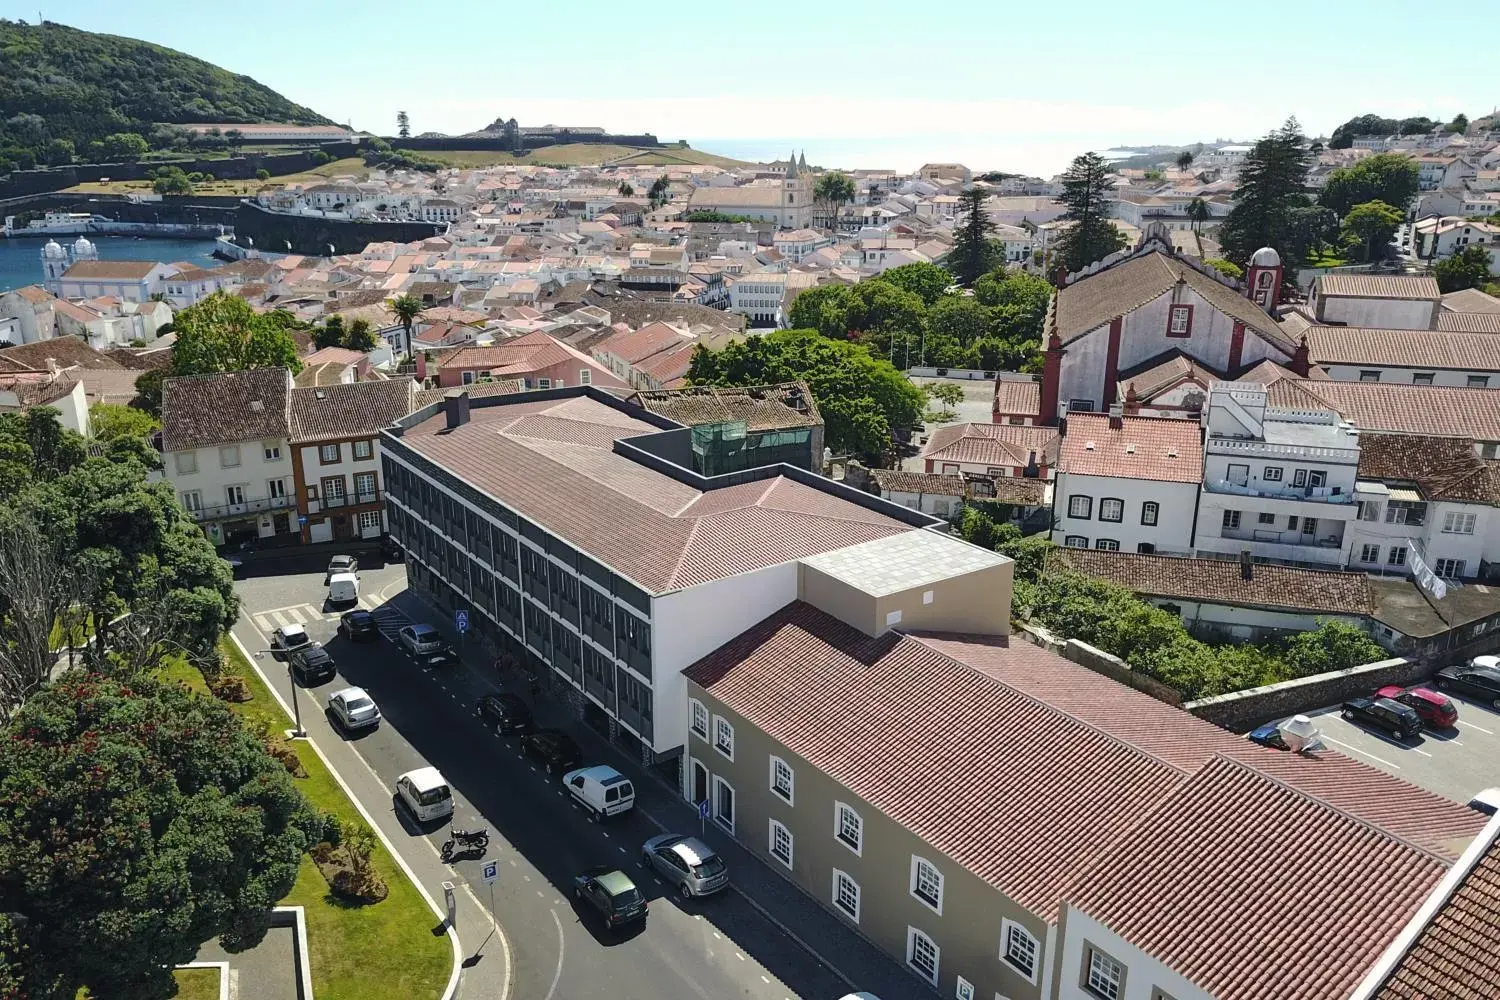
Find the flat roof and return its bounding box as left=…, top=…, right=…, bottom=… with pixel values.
left=801, top=531, right=1009, bottom=597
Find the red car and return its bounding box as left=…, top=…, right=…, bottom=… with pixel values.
left=1375, top=685, right=1457, bottom=729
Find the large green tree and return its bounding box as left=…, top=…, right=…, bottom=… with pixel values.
left=1329, top=114, right=1439, bottom=149
left=844, top=280, right=926, bottom=366
left=0, top=406, right=85, bottom=497
left=874, top=261, right=953, bottom=306
left=1319, top=152, right=1420, bottom=218
left=389, top=294, right=424, bottom=359
left=1055, top=152, right=1128, bottom=273
left=1219, top=117, right=1314, bottom=267
left=787, top=283, right=854, bottom=340
left=88, top=402, right=159, bottom=442
left=1342, top=199, right=1403, bottom=261
left=1434, top=244, right=1496, bottom=292
left=170, top=292, right=303, bottom=378
left=0, top=674, right=322, bottom=1000
left=946, top=188, right=998, bottom=286
left=687, top=330, right=923, bottom=461
left=813, top=171, right=857, bottom=227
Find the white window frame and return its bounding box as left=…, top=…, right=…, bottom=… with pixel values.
left=320, top=443, right=340, bottom=463
left=909, top=855, right=944, bottom=915
left=832, top=868, right=860, bottom=922
left=173, top=450, right=197, bottom=475
left=1064, top=535, right=1088, bottom=548
left=1443, top=511, right=1476, bottom=535
left=1068, top=494, right=1093, bottom=519
left=834, top=801, right=863, bottom=855
left=769, top=755, right=794, bottom=804
left=1094, top=538, right=1119, bottom=551
left=1262, top=466, right=1283, bottom=481
left=357, top=510, right=381, bottom=531
left=267, top=478, right=287, bottom=500
left=712, top=715, right=734, bottom=760
left=689, top=698, right=708, bottom=740
left=1001, top=918, right=1040, bottom=984
left=1140, top=501, right=1159, bottom=526
left=1360, top=543, right=1380, bottom=563
left=537, top=377, right=551, bottom=390
left=1085, top=946, right=1124, bottom=1000
left=180, top=490, right=202, bottom=512
left=218, top=444, right=241, bottom=469
left=768, top=818, right=793, bottom=869
left=353, top=439, right=374, bottom=460
left=225, top=484, right=246, bottom=506
left=579, top=368, right=592, bottom=385
left=906, top=926, right=940, bottom=985
left=1436, top=557, right=1465, bottom=578
left=1098, top=497, right=1123, bottom=522
left=263, top=441, right=282, bottom=461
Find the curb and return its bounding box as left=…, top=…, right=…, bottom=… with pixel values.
left=232, top=630, right=468, bottom=1000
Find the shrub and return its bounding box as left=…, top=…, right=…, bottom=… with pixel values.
left=255, top=168, right=270, bottom=180
left=209, top=675, right=251, bottom=702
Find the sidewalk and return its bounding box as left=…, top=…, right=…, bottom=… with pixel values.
left=389, top=588, right=924, bottom=999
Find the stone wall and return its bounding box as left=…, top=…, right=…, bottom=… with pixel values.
left=234, top=202, right=439, bottom=256
left=0, top=144, right=361, bottom=201
left=1182, top=656, right=1428, bottom=731
left=1013, top=621, right=1183, bottom=707
left=387, top=134, right=661, bottom=153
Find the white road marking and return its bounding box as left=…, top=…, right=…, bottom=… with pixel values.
left=761, top=976, right=769, bottom=984
left=272, top=611, right=293, bottom=627
left=253, top=615, right=274, bottom=631
left=543, top=909, right=565, bottom=1000
left=601, top=831, right=609, bottom=839
left=1464, top=720, right=1495, bottom=735
left=712, top=932, right=721, bottom=940
left=286, top=607, right=307, bottom=624
left=1446, top=740, right=1464, bottom=747
left=735, top=952, right=744, bottom=961
left=1322, top=735, right=1401, bottom=769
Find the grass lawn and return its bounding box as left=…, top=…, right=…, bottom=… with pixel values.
left=1304, top=250, right=1351, bottom=268
left=61, top=157, right=372, bottom=197
left=161, top=641, right=451, bottom=1000
left=171, top=967, right=221, bottom=1000
left=49, top=610, right=94, bottom=650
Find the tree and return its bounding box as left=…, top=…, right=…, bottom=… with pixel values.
left=389, top=295, right=424, bottom=359
left=88, top=402, right=158, bottom=441
left=1055, top=152, right=1128, bottom=273
left=1204, top=258, right=1243, bottom=280
left=813, top=171, right=857, bottom=227
left=169, top=292, right=303, bottom=377
left=687, top=330, right=923, bottom=461
left=947, top=188, right=999, bottom=286
left=1187, top=197, right=1211, bottom=232
left=42, top=137, right=73, bottom=166
left=844, top=280, right=926, bottom=366
left=1175, top=150, right=1195, bottom=172
left=0, top=514, right=84, bottom=715
left=874, top=261, right=952, bottom=306
left=1219, top=117, right=1313, bottom=267
left=151, top=166, right=194, bottom=195
left=314, top=314, right=346, bottom=350
left=927, top=295, right=991, bottom=349
left=618, top=181, right=634, bottom=197
left=927, top=382, right=965, bottom=409
left=648, top=175, right=670, bottom=210
left=1342, top=200, right=1403, bottom=261
left=99, top=132, right=148, bottom=162
left=1434, top=244, right=1496, bottom=292
left=344, top=317, right=378, bottom=352
left=787, top=283, right=853, bottom=339
left=1446, top=113, right=1469, bottom=134
left=974, top=267, right=1051, bottom=348
left=255, top=167, right=271, bottom=181
left=396, top=110, right=411, bottom=138
left=0, top=674, right=322, bottom=1000
left=1319, top=152, right=1420, bottom=218
left=0, top=406, right=86, bottom=497
left=1329, top=114, right=1438, bottom=149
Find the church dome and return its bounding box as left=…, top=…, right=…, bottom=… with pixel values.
left=41, top=239, right=65, bottom=259
left=1250, top=246, right=1281, bottom=267
left=73, top=236, right=94, bottom=252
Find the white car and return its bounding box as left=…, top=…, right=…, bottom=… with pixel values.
left=271, top=622, right=310, bottom=661
left=327, top=686, right=380, bottom=730
left=396, top=767, right=454, bottom=822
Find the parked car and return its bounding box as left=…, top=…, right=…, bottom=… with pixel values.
left=398, top=623, right=446, bottom=657
left=396, top=766, right=454, bottom=822
left=641, top=834, right=729, bottom=898
left=571, top=867, right=647, bottom=930
left=478, top=692, right=533, bottom=734
left=288, top=643, right=337, bottom=686
left=339, top=610, right=380, bottom=642
left=327, top=686, right=380, bottom=730
left=1468, top=787, right=1500, bottom=816
left=327, top=572, right=359, bottom=607
left=1375, top=685, right=1457, bottom=728
left=564, top=765, right=635, bottom=821
left=1434, top=659, right=1500, bottom=707
left=270, top=623, right=311, bottom=661
left=522, top=728, right=582, bottom=774
left=412, top=641, right=458, bottom=669
left=1341, top=696, right=1422, bottom=739
left=1246, top=723, right=1322, bottom=752
left=325, top=555, right=358, bottom=584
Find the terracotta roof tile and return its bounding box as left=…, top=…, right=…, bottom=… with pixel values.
left=1306, top=326, right=1500, bottom=370
left=869, top=469, right=966, bottom=495
left=1319, top=273, right=1441, bottom=300
left=62, top=260, right=160, bottom=280
left=289, top=379, right=414, bottom=442
left=1440, top=287, right=1500, bottom=315
left=0, top=335, right=123, bottom=372
left=921, top=422, right=1059, bottom=469
left=1436, top=311, right=1500, bottom=332
left=1357, top=433, right=1500, bottom=503
left=1059, top=412, right=1202, bottom=482
left=625, top=382, right=821, bottom=431
left=161, top=368, right=291, bottom=452
left=992, top=378, right=1041, bottom=416
left=1275, top=380, right=1500, bottom=441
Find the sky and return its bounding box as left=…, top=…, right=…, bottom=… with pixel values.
left=14, top=1, right=1500, bottom=175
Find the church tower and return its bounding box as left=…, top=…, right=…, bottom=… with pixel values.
left=1245, top=246, right=1283, bottom=313
left=782, top=148, right=810, bottom=228
left=40, top=239, right=68, bottom=294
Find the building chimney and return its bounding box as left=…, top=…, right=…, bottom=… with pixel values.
left=1107, top=401, right=1124, bottom=430
left=44, top=357, right=58, bottom=374
left=1123, top=382, right=1141, bottom=416
left=444, top=388, right=470, bottom=430
left=1240, top=548, right=1253, bottom=581
left=1023, top=450, right=1039, bottom=479
left=1038, top=330, right=1064, bottom=427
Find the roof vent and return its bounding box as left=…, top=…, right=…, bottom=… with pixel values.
left=1084, top=440, right=1095, bottom=451
left=1167, top=448, right=1178, bottom=458
left=315, top=389, right=326, bottom=399
left=249, top=400, right=264, bottom=412
left=1125, top=443, right=1136, bottom=454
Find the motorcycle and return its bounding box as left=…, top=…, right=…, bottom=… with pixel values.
left=440, top=826, right=490, bottom=861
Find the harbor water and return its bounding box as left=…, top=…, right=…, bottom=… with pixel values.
left=0, top=235, right=221, bottom=293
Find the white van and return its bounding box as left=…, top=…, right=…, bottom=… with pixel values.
left=563, top=765, right=635, bottom=821
left=396, top=767, right=454, bottom=822
left=327, top=572, right=359, bottom=607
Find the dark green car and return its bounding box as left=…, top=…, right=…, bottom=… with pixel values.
left=572, top=867, right=647, bottom=930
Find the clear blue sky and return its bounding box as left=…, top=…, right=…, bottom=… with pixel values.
left=14, top=1, right=1500, bottom=174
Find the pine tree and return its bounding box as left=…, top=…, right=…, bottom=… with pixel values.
left=947, top=188, right=997, bottom=286
left=396, top=110, right=410, bottom=138
left=1055, top=152, right=1127, bottom=273
left=1219, top=117, right=1313, bottom=267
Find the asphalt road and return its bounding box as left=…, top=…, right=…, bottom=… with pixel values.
left=233, top=560, right=851, bottom=1000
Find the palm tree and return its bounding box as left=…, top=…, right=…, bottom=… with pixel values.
left=1187, top=197, right=1211, bottom=233
left=389, top=295, right=424, bottom=361
left=1175, top=150, right=1194, bottom=172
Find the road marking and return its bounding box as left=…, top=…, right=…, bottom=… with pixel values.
left=618, top=846, right=626, bottom=854
left=735, top=952, right=744, bottom=961
left=543, top=910, right=565, bottom=1000
left=1464, top=721, right=1495, bottom=735
left=535, top=890, right=543, bottom=898
left=1322, top=735, right=1401, bottom=769
left=1446, top=739, right=1465, bottom=747
left=1410, top=746, right=1433, bottom=757
left=601, top=831, right=609, bottom=839
left=272, top=611, right=293, bottom=627
left=253, top=614, right=274, bottom=631
left=712, top=932, right=721, bottom=940
left=761, top=976, right=769, bottom=984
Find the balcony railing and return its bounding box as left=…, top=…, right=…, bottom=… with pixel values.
left=1220, top=526, right=1344, bottom=549
left=1205, top=479, right=1354, bottom=504
left=323, top=494, right=348, bottom=509
left=187, top=495, right=291, bottom=521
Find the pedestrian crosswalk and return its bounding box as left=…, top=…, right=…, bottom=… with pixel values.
left=371, top=605, right=411, bottom=641
left=251, top=603, right=332, bottom=633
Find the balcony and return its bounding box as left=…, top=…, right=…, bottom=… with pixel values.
left=1198, top=525, right=1346, bottom=567
left=1205, top=478, right=1354, bottom=505
left=187, top=495, right=291, bottom=522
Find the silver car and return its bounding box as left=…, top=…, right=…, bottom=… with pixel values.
left=641, top=834, right=728, bottom=898
left=327, top=686, right=381, bottom=730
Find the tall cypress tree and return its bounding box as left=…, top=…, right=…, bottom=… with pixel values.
left=1219, top=117, right=1313, bottom=267
left=1055, top=152, right=1127, bottom=273
left=946, top=187, right=997, bottom=286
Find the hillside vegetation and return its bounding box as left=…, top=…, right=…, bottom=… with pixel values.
left=417, top=144, right=756, bottom=169
left=0, top=19, right=331, bottom=171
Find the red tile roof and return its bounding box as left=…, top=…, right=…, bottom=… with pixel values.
left=992, top=378, right=1041, bottom=416
left=1357, top=432, right=1500, bottom=503
left=1436, top=311, right=1500, bottom=332
left=921, top=422, right=1058, bottom=469
left=1306, top=326, right=1500, bottom=371
left=594, top=321, right=688, bottom=365
left=1267, top=379, right=1500, bottom=442
left=1058, top=412, right=1203, bottom=483
left=1318, top=273, right=1441, bottom=300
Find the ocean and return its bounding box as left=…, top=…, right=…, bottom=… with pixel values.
left=0, top=235, right=221, bottom=294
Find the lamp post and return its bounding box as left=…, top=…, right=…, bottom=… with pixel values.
left=253, top=649, right=307, bottom=738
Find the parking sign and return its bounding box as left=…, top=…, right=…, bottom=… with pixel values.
left=455, top=609, right=469, bottom=634
left=699, top=799, right=711, bottom=820
left=482, top=860, right=499, bottom=884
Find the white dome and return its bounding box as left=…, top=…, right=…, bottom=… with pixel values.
left=1250, top=246, right=1281, bottom=268
left=41, top=239, right=65, bottom=259
left=72, top=236, right=94, bottom=251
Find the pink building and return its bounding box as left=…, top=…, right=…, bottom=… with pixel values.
left=435, top=331, right=629, bottom=390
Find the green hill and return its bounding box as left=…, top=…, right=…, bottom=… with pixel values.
left=0, top=19, right=333, bottom=170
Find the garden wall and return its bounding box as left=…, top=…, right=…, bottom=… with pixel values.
left=1183, top=657, right=1424, bottom=731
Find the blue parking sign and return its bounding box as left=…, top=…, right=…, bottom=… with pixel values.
left=698, top=799, right=710, bottom=820
left=455, top=609, right=469, bottom=634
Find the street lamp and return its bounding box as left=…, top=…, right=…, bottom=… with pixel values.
left=253, top=649, right=307, bottom=738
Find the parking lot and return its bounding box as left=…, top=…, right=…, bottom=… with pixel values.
left=1303, top=685, right=1500, bottom=807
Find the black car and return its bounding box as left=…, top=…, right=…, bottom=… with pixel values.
left=381, top=535, right=404, bottom=563
left=288, top=644, right=337, bottom=686
left=1341, top=696, right=1422, bottom=739
left=478, top=692, right=533, bottom=735
left=1435, top=660, right=1500, bottom=707
left=522, top=728, right=581, bottom=774
left=339, top=610, right=380, bottom=642
left=571, top=867, right=647, bottom=930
